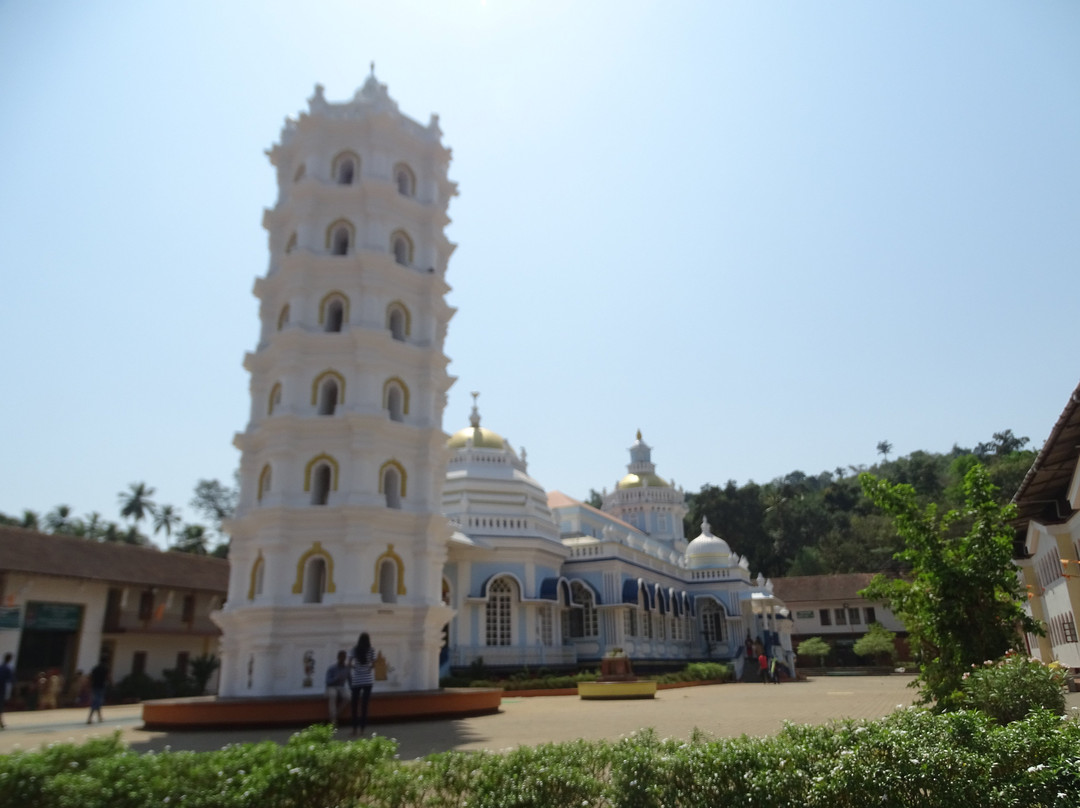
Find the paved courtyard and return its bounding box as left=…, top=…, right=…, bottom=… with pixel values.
left=4, top=675, right=1078, bottom=760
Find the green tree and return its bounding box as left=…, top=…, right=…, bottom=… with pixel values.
left=119, top=482, right=157, bottom=527
left=21, top=509, right=40, bottom=530
left=173, top=524, right=209, bottom=555
left=852, top=622, right=897, bottom=665
left=586, top=489, right=603, bottom=509
left=152, top=504, right=183, bottom=540
left=797, top=636, right=831, bottom=667
left=859, top=464, right=1040, bottom=709
left=876, top=440, right=893, bottom=461
left=190, top=479, right=237, bottom=536
left=44, top=504, right=75, bottom=533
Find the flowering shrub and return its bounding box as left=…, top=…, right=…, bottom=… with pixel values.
left=3, top=712, right=1080, bottom=807
left=961, top=652, right=1066, bottom=724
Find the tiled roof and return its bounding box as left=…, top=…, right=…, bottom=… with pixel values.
left=1012, top=380, right=1080, bottom=530
left=547, top=491, right=640, bottom=535
left=0, top=526, right=229, bottom=593
left=771, top=573, right=878, bottom=604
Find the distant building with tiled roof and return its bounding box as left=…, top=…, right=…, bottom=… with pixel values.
left=771, top=573, right=908, bottom=666
left=0, top=527, right=228, bottom=702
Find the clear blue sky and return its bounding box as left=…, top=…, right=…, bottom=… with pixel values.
left=2, top=1, right=1077, bottom=543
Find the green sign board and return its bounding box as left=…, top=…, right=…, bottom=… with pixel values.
left=0, top=607, right=20, bottom=629
left=24, top=602, right=83, bottom=631
left=795, top=610, right=816, bottom=620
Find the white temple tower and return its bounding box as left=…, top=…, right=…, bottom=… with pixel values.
left=602, top=431, right=688, bottom=548
left=213, top=74, right=457, bottom=696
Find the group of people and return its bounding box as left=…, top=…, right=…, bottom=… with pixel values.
left=746, top=634, right=784, bottom=684
left=0, top=653, right=110, bottom=728
left=324, top=632, right=377, bottom=736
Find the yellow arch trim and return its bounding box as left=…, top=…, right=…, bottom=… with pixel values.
left=310, top=370, right=346, bottom=406
left=325, top=218, right=355, bottom=250
left=247, top=551, right=264, bottom=600
left=382, top=377, right=411, bottom=415
left=389, top=229, right=414, bottom=263
left=291, top=541, right=337, bottom=595
left=257, top=464, right=272, bottom=502
left=304, top=454, right=339, bottom=492
left=378, top=459, right=407, bottom=497
left=277, top=304, right=290, bottom=330
left=370, top=543, right=407, bottom=596
left=318, top=290, right=350, bottom=326
left=331, top=150, right=360, bottom=181
left=385, top=301, right=412, bottom=336
left=268, top=382, right=282, bottom=415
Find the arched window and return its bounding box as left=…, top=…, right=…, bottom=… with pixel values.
left=332, top=151, right=359, bottom=185
left=568, top=581, right=598, bottom=638
left=303, top=557, right=327, bottom=603
left=486, top=577, right=515, bottom=646
left=285, top=233, right=297, bottom=254
left=326, top=219, right=354, bottom=256
left=383, top=377, right=409, bottom=422
left=390, top=230, right=413, bottom=266
left=268, top=382, right=282, bottom=415
left=378, top=559, right=398, bottom=604
left=277, top=304, right=290, bottom=331
left=442, top=578, right=452, bottom=606
left=700, top=600, right=726, bottom=645
left=248, top=553, right=264, bottom=600
left=393, top=163, right=415, bottom=197
left=317, top=378, right=339, bottom=415
left=293, top=164, right=305, bottom=183
left=257, top=464, right=272, bottom=502
left=310, top=370, right=345, bottom=414
left=319, top=291, right=349, bottom=333
left=379, top=460, right=406, bottom=509
left=311, top=464, right=332, bottom=505
left=386, top=302, right=410, bottom=341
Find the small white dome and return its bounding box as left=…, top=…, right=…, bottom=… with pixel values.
left=684, top=517, right=733, bottom=570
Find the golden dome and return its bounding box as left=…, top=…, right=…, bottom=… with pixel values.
left=447, top=426, right=506, bottom=450
left=616, top=472, right=669, bottom=489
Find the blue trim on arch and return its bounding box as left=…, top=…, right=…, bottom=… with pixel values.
left=538, top=577, right=572, bottom=604
left=569, top=578, right=602, bottom=605
left=621, top=578, right=655, bottom=611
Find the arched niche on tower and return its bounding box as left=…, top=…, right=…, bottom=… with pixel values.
left=331, top=150, right=360, bottom=185
left=311, top=370, right=346, bottom=416
left=248, top=551, right=265, bottom=600
left=318, top=291, right=349, bottom=333
left=393, top=162, right=415, bottom=197
left=382, top=377, right=410, bottom=422
left=370, top=544, right=407, bottom=603
left=257, top=464, right=272, bottom=502
left=378, top=459, right=407, bottom=509
left=304, top=454, right=339, bottom=505
left=326, top=219, right=355, bottom=256
left=292, top=541, right=337, bottom=603
left=267, top=382, right=283, bottom=416
left=386, top=301, right=411, bottom=341
left=390, top=230, right=413, bottom=266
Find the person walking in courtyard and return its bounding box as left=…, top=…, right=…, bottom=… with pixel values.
left=758, top=651, right=769, bottom=684
left=87, top=659, right=109, bottom=724
left=0, top=653, right=14, bottom=729
left=348, top=632, right=376, bottom=737
left=325, top=650, right=349, bottom=724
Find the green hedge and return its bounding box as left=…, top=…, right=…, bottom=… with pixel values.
left=441, top=662, right=732, bottom=691
left=3, top=709, right=1079, bottom=807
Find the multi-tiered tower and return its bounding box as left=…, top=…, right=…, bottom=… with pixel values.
left=213, top=75, right=457, bottom=696
left=602, top=431, right=688, bottom=548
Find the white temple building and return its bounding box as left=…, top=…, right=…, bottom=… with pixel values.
left=214, top=78, right=791, bottom=698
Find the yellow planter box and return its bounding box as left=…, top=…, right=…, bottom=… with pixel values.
left=577, top=681, right=657, bottom=700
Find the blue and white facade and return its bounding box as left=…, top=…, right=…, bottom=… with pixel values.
left=443, top=417, right=794, bottom=677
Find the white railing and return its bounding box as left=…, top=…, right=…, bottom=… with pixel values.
left=450, top=645, right=578, bottom=668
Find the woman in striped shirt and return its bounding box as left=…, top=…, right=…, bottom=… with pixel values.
left=348, top=632, right=376, bottom=736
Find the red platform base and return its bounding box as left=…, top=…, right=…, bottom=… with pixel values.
left=142, top=688, right=502, bottom=730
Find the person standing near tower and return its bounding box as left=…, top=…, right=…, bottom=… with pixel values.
left=348, top=632, right=376, bottom=737
left=325, top=650, right=349, bottom=724
left=0, top=653, right=14, bottom=728
left=87, top=658, right=109, bottom=724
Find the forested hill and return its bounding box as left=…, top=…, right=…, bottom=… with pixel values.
left=681, top=430, right=1036, bottom=579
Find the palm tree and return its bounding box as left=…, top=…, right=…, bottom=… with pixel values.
left=876, top=440, right=893, bottom=462
left=44, top=504, right=74, bottom=533
left=119, top=482, right=157, bottom=527
left=153, top=504, right=183, bottom=540
left=83, top=511, right=105, bottom=541
left=21, top=510, right=40, bottom=530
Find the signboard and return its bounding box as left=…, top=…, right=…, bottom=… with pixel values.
left=795, top=610, right=816, bottom=620
left=0, top=606, right=20, bottom=629
left=24, top=602, right=83, bottom=632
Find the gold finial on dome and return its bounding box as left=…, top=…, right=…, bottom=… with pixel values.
left=636, top=429, right=642, bottom=441
left=469, top=391, right=480, bottom=428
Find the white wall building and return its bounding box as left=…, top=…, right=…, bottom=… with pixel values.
left=213, top=74, right=456, bottom=696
